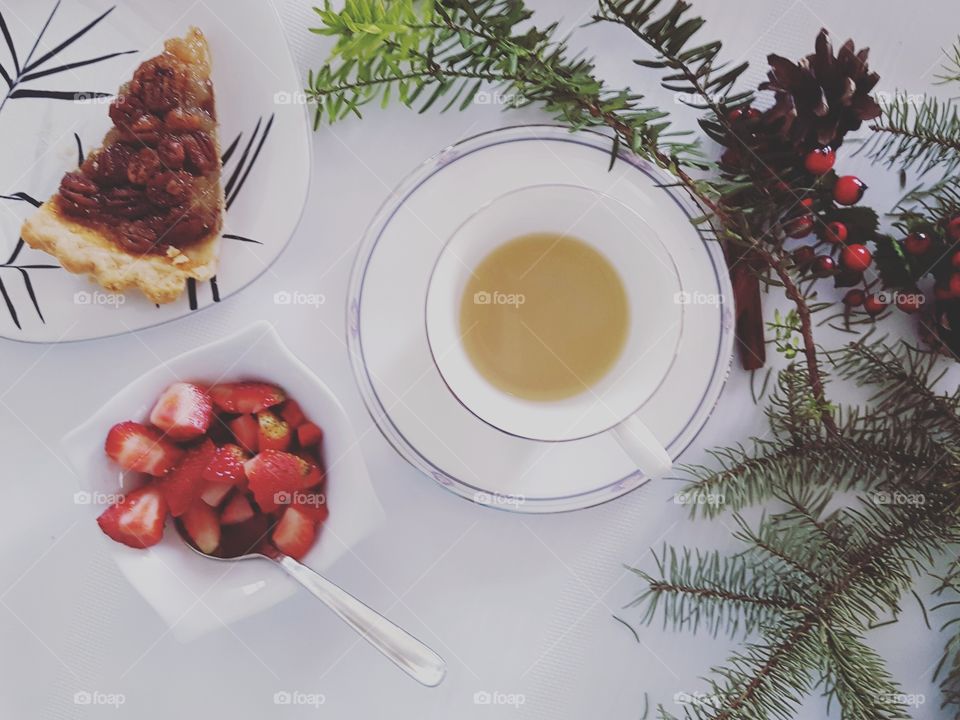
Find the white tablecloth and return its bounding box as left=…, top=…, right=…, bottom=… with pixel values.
left=0, top=1, right=952, bottom=717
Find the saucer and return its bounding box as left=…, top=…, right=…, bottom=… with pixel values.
left=346, top=125, right=734, bottom=513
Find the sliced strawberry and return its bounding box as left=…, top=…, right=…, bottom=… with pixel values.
left=244, top=450, right=322, bottom=512
left=279, top=399, right=306, bottom=428
left=105, top=421, right=183, bottom=476
left=257, top=410, right=291, bottom=452
left=229, top=414, right=259, bottom=453
left=148, top=382, right=213, bottom=441
left=293, top=492, right=329, bottom=524
left=182, top=502, right=220, bottom=555
left=199, top=481, right=232, bottom=508
left=156, top=439, right=215, bottom=516
left=297, top=421, right=323, bottom=449
left=202, top=444, right=248, bottom=486
left=210, top=382, right=285, bottom=414
left=220, top=494, right=256, bottom=525
left=96, top=486, right=168, bottom=549
left=271, top=506, right=317, bottom=560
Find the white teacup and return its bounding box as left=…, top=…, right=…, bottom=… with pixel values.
left=425, top=184, right=684, bottom=478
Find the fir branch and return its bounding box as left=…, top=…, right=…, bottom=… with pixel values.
left=861, top=92, right=960, bottom=177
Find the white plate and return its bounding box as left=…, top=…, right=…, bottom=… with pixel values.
left=347, top=125, right=735, bottom=513
left=62, top=322, right=385, bottom=642
left=0, top=0, right=310, bottom=342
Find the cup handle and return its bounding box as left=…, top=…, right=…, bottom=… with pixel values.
left=611, top=413, right=672, bottom=477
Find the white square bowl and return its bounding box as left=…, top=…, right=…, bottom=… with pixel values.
left=62, top=322, right=384, bottom=641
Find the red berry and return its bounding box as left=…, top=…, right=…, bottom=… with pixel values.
left=800, top=198, right=814, bottom=210
left=821, top=221, right=848, bottom=244
left=841, top=244, right=873, bottom=272
left=793, top=246, right=816, bottom=268
left=833, top=175, right=867, bottom=205
left=727, top=108, right=744, bottom=122
left=786, top=215, right=814, bottom=238
left=935, top=283, right=955, bottom=302
left=804, top=146, right=836, bottom=175
left=952, top=250, right=960, bottom=270
left=843, top=289, right=866, bottom=307
left=895, top=292, right=924, bottom=314
left=863, top=293, right=887, bottom=316
left=903, top=232, right=932, bottom=256
left=812, top=255, right=836, bottom=277
left=951, top=273, right=960, bottom=296
left=745, top=108, right=761, bottom=121
left=721, top=148, right=741, bottom=167
left=948, top=216, right=960, bottom=242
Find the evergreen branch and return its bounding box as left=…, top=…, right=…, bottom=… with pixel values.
left=861, top=92, right=960, bottom=177
left=627, top=548, right=807, bottom=639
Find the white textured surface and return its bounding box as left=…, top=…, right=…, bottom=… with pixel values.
left=0, top=0, right=953, bottom=718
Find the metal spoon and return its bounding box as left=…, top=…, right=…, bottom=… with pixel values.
left=175, top=522, right=447, bottom=687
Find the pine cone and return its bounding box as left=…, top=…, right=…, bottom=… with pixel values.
left=760, top=29, right=881, bottom=152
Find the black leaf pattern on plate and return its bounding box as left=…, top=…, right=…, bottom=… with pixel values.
left=0, top=2, right=136, bottom=117
left=186, top=113, right=275, bottom=310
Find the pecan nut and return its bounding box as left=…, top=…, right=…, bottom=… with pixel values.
left=127, top=148, right=162, bottom=186
left=157, top=137, right=186, bottom=169
left=146, top=170, right=193, bottom=208
left=182, top=132, right=218, bottom=174
left=82, top=144, right=133, bottom=187
left=117, top=219, right=163, bottom=255
left=131, top=57, right=188, bottom=113
left=109, top=93, right=147, bottom=130
left=102, top=187, right=151, bottom=219
left=58, top=172, right=99, bottom=216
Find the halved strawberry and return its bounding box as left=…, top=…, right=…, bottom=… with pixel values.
left=105, top=421, right=183, bottom=476
left=279, top=399, right=306, bottom=428
left=156, top=439, right=215, bottom=516
left=148, top=382, right=213, bottom=441
left=96, top=486, right=168, bottom=549
left=182, top=502, right=220, bottom=555
left=293, top=493, right=329, bottom=524
left=210, top=382, right=285, bottom=414
left=202, top=444, right=248, bottom=486
left=244, top=450, right=322, bottom=512
left=297, top=422, right=323, bottom=449
left=199, top=481, right=232, bottom=508
left=271, top=505, right=317, bottom=560
left=229, top=415, right=259, bottom=453
left=220, top=494, right=256, bottom=525
left=257, top=410, right=291, bottom=452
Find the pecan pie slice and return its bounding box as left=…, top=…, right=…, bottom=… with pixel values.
left=21, top=28, right=225, bottom=304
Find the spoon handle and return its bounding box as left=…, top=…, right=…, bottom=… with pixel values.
left=273, top=554, right=447, bottom=686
